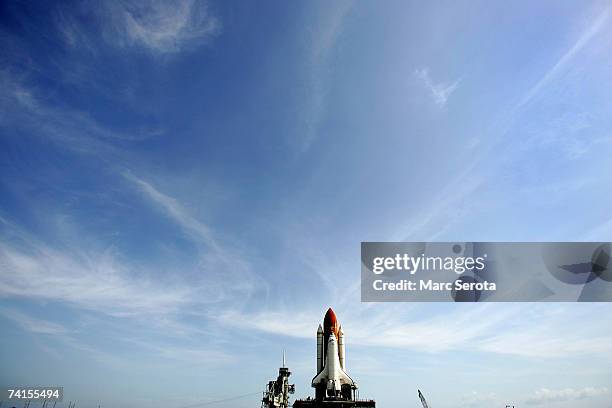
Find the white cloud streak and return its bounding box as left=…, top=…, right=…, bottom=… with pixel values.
left=0, top=70, right=158, bottom=157
left=397, top=7, right=611, bottom=241
left=479, top=331, right=612, bottom=358
left=0, top=72, right=261, bottom=321
left=0, top=307, right=67, bottom=335
left=123, top=172, right=264, bottom=305
left=58, top=0, right=220, bottom=55
left=125, top=172, right=218, bottom=249
left=460, top=391, right=499, bottom=408
left=0, top=236, right=196, bottom=317
left=414, top=67, right=460, bottom=107
left=514, top=9, right=610, bottom=112
left=217, top=304, right=612, bottom=360
left=298, top=1, right=354, bottom=151
left=117, top=0, right=219, bottom=54
left=525, top=387, right=609, bottom=405
left=0, top=171, right=263, bottom=319
left=0, top=213, right=245, bottom=364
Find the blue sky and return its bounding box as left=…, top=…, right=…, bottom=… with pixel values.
left=1, top=1, right=612, bottom=407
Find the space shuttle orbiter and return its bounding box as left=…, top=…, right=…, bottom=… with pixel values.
left=311, top=308, right=356, bottom=400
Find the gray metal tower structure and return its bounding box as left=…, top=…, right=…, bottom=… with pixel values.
left=261, top=353, right=295, bottom=408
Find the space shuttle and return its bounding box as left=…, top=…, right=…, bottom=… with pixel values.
left=311, top=308, right=357, bottom=400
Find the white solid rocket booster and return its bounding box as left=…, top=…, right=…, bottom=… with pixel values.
left=317, top=324, right=323, bottom=373
left=338, top=325, right=345, bottom=370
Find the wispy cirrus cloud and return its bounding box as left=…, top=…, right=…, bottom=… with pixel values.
left=513, top=8, right=610, bottom=113
left=114, top=0, right=220, bottom=54
left=297, top=1, right=354, bottom=151
left=0, top=70, right=160, bottom=155
left=414, top=67, right=460, bottom=108
left=1, top=70, right=261, bottom=316
left=397, top=7, right=612, bottom=242
left=123, top=172, right=264, bottom=304
left=479, top=329, right=612, bottom=358
left=0, top=304, right=232, bottom=367
left=0, top=231, right=196, bottom=317
left=0, top=173, right=261, bottom=320
left=525, top=387, right=609, bottom=405
left=218, top=303, right=612, bottom=360
left=0, top=307, right=67, bottom=335
left=0, top=197, right=247, bottom=364
left=124, top=172, right=219, bottom=250
left=57, top=0, right=220, bottom=55
left=460, top=391, right=499, bottom=408
left=219, top=309, right=318, bottom=339
left=219, top=304, right=488, bottom=353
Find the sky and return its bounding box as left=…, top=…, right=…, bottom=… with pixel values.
left=1, top=0, right=612, bottom=407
